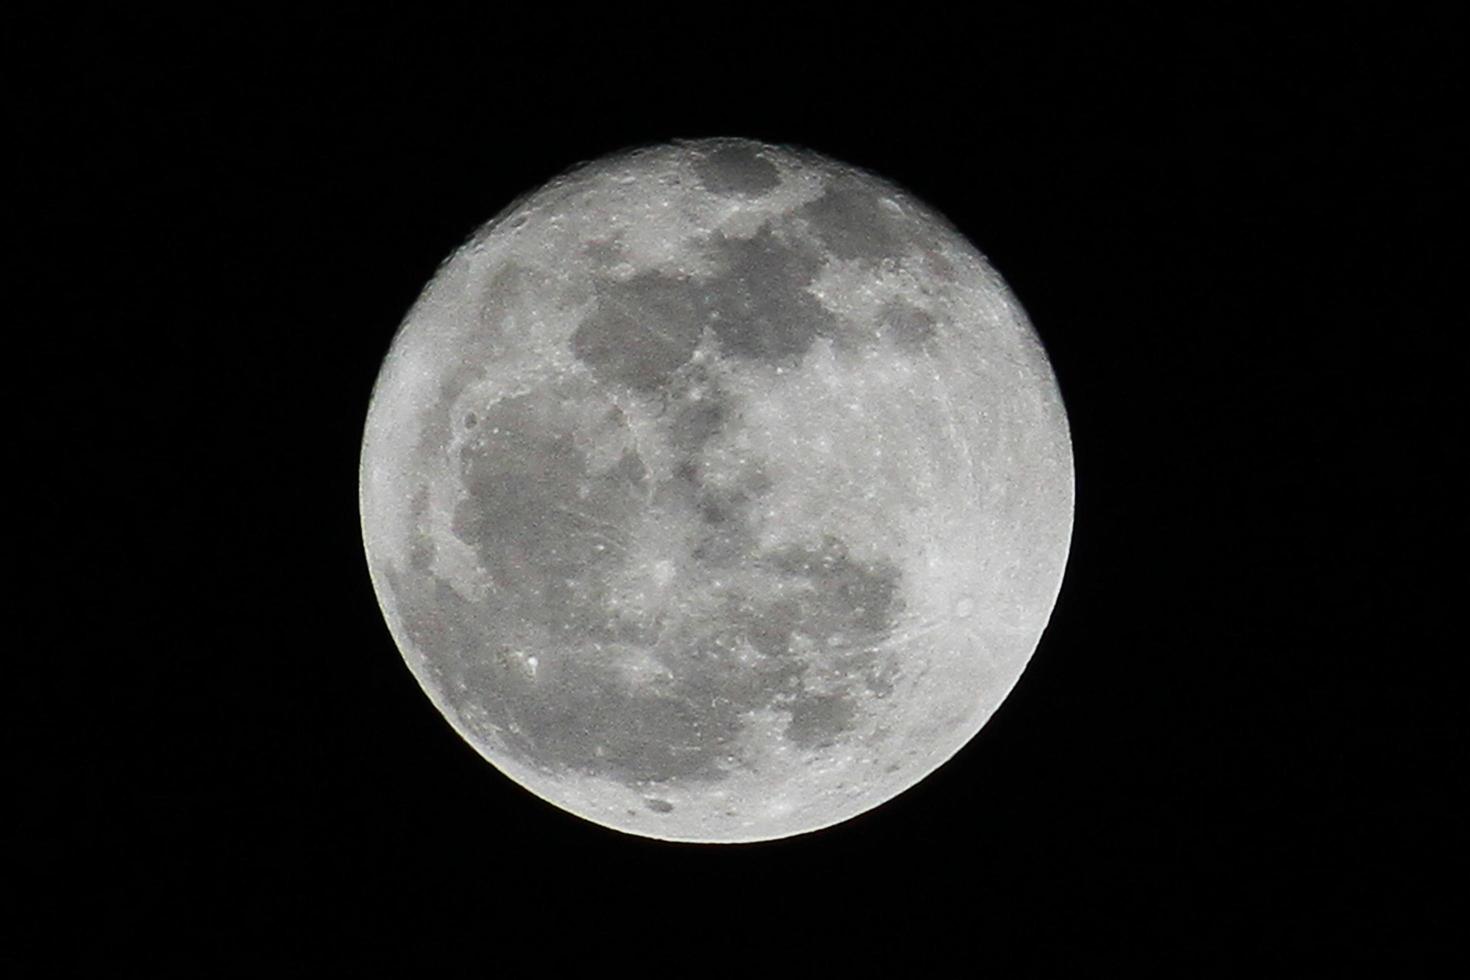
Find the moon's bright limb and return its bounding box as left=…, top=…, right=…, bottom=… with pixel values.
left=359, top=139, right=1073, bottom=842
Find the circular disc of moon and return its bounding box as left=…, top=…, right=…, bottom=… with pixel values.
left=359, top=138, right=1073, bottom=842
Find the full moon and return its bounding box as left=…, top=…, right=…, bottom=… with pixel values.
left=359, top=138, right=1073, bottom=842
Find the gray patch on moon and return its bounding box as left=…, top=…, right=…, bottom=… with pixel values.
left=692, top=143, right=781, bottom=196
left=766, top=536, right=903, bottom=642
left=450, top=387, right=640, bottom=638
left=663, top=365, right=730, bottom=456
left=785, top=694, right=858, bottom=750
left=474, top=263, right=525, bottom=347
left=570, top=222, right=839, bottom=391
left=571, top=272, right=708, bottom=392
left=880, top=298, right=939, bottom=353
left=702, top=227, right=836, bottom=364
left=406, top=486, right=435, bottom=571
left=797, top=182, right=910, bottom=261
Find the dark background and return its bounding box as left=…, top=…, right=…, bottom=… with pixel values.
left=22, top=7, right=1457, bottom=971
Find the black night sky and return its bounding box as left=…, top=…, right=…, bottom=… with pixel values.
left=23, top=8, right=1456, bottom=972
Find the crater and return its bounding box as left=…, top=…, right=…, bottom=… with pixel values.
left=644, top=798, right=675, bottom=814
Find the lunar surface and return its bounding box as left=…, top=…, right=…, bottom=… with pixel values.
left=359, top=138, right=1073, bottom=842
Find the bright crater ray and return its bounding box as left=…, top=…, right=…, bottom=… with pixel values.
left=359, top=138, right=1073, bottom=842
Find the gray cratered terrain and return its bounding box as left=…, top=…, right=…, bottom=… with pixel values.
left=359, top=138, right=1073, bottom=842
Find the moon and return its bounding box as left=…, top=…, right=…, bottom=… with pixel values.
left=359, top=138, right=1073, bottom=842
